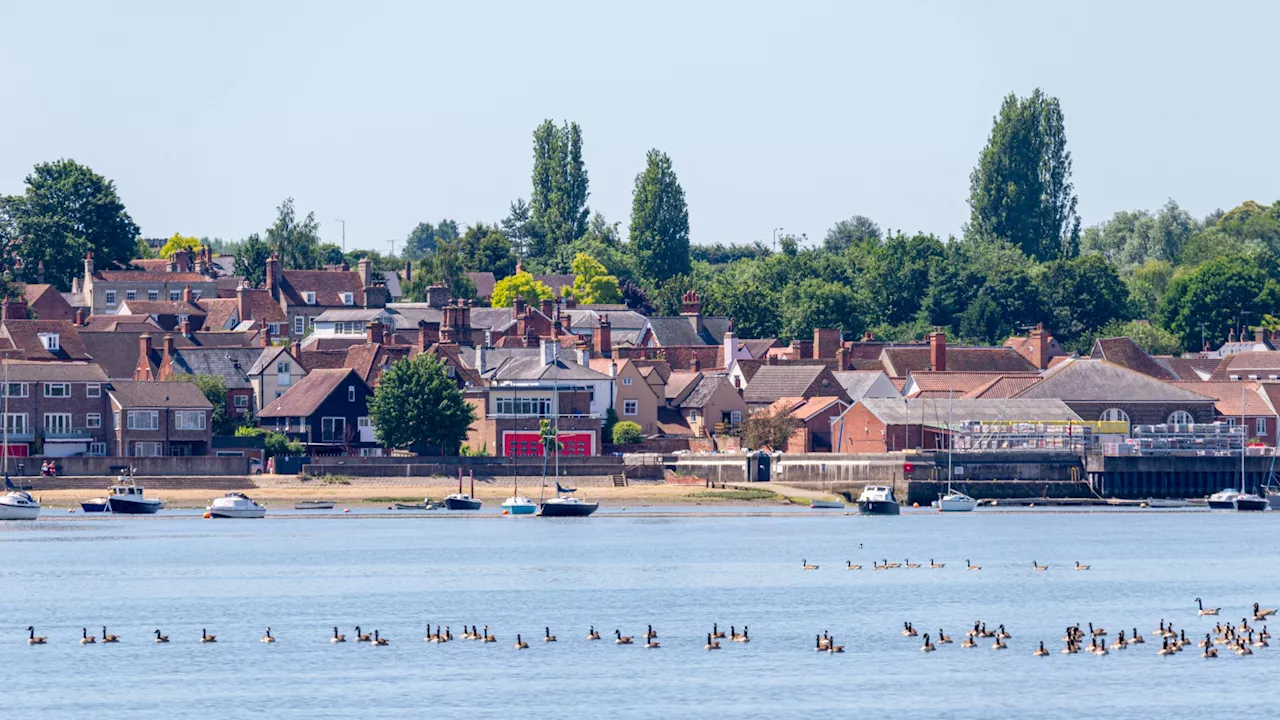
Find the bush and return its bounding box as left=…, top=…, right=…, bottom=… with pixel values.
left=612, top=421, right=644, bottom=445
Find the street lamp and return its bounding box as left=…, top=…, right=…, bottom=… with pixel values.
left=772, top=227, right=784, bottom=252
left=334, top=218, right=346, bottom=252
left=388, top=239, right=399, bottom=257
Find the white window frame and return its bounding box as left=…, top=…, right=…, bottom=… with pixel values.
left=730, top=410, right=743, bottom=425
left=234, top=394, right=249, bottom=408
left=86, top=413, right=102, bottom=429
left=1167, top=410, right=1194, bottom=426
left=87, top=383, right=101, bottom=398
left=321, top=416, right=346, bottom=443
left=133, top=441, right=163, bottom=457
left=192, top=289, right=202, bottom=300
left=623, top=399, right=638, bottom=416
left=294, top=315, right=304, bottom=335
left=688, top=409, right=700, bottom=422
left=348, top=386, right=356, bottom=402
left=304, top=291, right=317, bottom=305
left=622, top=377, right=632, bottom=386
left=127, top=410, right=159, bottom=431
left=105, top=290, right=117, bottom=306
left=148, top=289, right=159, bottom=301
left=89, top=442, right=107, bottom=455
left=358, top=416, right=371, bottom=428
left=4, top=383, right=28, bottom=398
left=177, top=314, right=189, bottom=325
left=1099, top=408, right=1129, bottom=424
left=174, top=411, right=206, bottom=431
left=43, top=412, right=72, bottom=435
left=268, top=322, right=283, bottom=336
left=39, top=334, right=61, bottom=351
left=43, top=382, right=70, bottom=398
left=126, top=290, right=137, bottom=301
left=342, top=292, right=354, bottom=306
left=1257, top=417, right=1267, bottom=436
left=169, top=290, right=181, bottom=301
left=4, top=413, right=27, bottom=435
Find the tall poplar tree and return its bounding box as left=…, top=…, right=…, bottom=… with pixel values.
left=629, top=149, right=690, bottom=284
left=528, top=120, right=589, bottom=262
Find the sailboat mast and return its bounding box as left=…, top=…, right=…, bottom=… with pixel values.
left=947, top=388, right=953, bottom=491
left=3, top=359, right=8, bottom=477
left=1242, top=384, right=1247, bottom=493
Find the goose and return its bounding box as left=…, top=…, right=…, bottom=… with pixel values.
left=1129, top=628, right=1144, bottom=645
left=645, top=635, right=660, bottom=649
left=1089, top=638, right=1107, bottom=656
left=102, top=627, right=119, bottom=643
left=1062, top=625, right=1080, bottom=643
left=845, top=561, right=862, bottom=570
left=1237, top=618, right=1252, bottom=633
left=883, top=560, right=902, bottom=569
left=902, top=622, right=918, bottom=637
left=644, top=625, right=658, bottom=641
left=1254, top=602, right=1277, bottom=619
left=1161, top=624, right=1176, bottom=639
left=1236, top=638, right=1254, bottom=656
left=1074, top=561, right=1090, bottom=571
left=937, top=629, right=953, bottom=644
left=802, top=560, right=819, bottom=571
left=1261, top=626, right=1271, bottom=642
left=827, top=636, right=844, bottom=653
left=1201, top=636, right=1217, bottom=658
left=996, top=624, right=1011, bottom=639
left=445, top=626, right=454, bottom=642
left=1110, top=631, right=1127, bottom=650
left=355, top=626, right=372, bottom=643
left=961, top=636, right=977, bottom=648
left=26, top=627, right=46, bottom=645
left=1252, top=631, right=1267, bottom=648
left=1061, top=641, right=1078, bottom=655
left=200, top=629, right=216, bottom=643
left=1089, top=623, right=1106, bottom=637
left=153, top=629, right=168, bottom=644
left=930, top=559, right=945, bottom=569
left=733, top=626, right=750, bottom=643
left=1179, top=630, right=1190, bottom=649
left=904, top=559, right=920, bottom=569
left=1154, top=619, right=1167, bottom=636
left=460, top=626, right=475, bottom=641
left=979, top=623, right=995, bottom=638
left=543, top=627, right=556, bottom=643
left=967, top=622, right=982, bottom=638
left=712, top=623, right=726, bottom=639
left=587, top=626, right=600, bottom=641
left=373, top=630, right=388, bottom=646
left=430, top=626, right=445, bottom=643
left=331, top=627, right=346, bottom=643
left=514, top=634, right=528, bottom=650
left=991, top=636, right=1008, bottom=650
left=706, top=633, right=721, bottom=650
left=469, top=626, right=482, bottom=641
left=813, top=634, right=828, bottom=652
left=872, top=560, right=885, bottom=570
left=1157, top=638, right=1174, bottom=656
left=1196, top=598, right=1220, bottom=616
left=1034, top=641, right=1049, bottom=657
left=920, top=633, right=936, bottom=652
left=425, top=626, right=438, bottom=643
left=80, top=628, right=96, bottom=645
left=483, top=628, right=497, bottom=643
left=1033, top=561, right=1048, bottom=571
left=261, top=627, right=275, bottom=644
left=614, top=630, right=633, bottom=645
left=966, top=559, right=981, bottom=571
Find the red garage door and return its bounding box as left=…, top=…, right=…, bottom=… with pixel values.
left=503, top=432, right=593, bottom=457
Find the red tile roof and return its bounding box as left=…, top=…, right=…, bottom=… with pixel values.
left=905, top=371, right=1040, bottom=399
left=95, top=271, right=210, bottom=283
left=0, top=320, right=91, bottom=361
left=197, top=298, right=239, bottom=330
left=1171, top=381, right=1273, bottom=417
left=239, top=288, right=287, bottom=323
left=1090, top=337, right=1175, bottom=381
left=880, top=347, right=1036, bottom=377
left=963, top=375, right=1043, bottom=399
left=279, top=270, right=365, bottom=307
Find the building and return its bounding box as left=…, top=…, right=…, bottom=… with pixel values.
left=588, top=357, right=663, bottom=435
left=764, top=396, right=849, bottom=452
left=662, top=372, right=748, bottom=437
left=830, top=398, right=1084, bottom=454
left=247, top=345, right=308, bottom=411
left=645, top=291, right=731, bottom=347
left=264, top=255, right=390, bottom=338
left=17, top=283, right=76, bottom=322
left=831, top=370, right=902, bottom=401
left=78, top=251, right=219, bottom=316
left=1013, top=358, right=1217, bottom=427
left=741, top=364, right=852, bottom=408
left=1171, top=381, right=1278, bottom=444
left=879, top=330, right=1037, bottom=378
left=0, top=361, right=111, bottom=457
left=257, top=368, right=377, bottom=454
left=108, top=381, right=214, bottom=456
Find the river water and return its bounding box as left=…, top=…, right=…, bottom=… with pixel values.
left=1, top=507, right=1275, bottom=719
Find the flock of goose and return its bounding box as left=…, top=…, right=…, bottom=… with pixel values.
left=803, top=559, right=1093, bottom=571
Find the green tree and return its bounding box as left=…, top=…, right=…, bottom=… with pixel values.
left=1079, top=200, right=1197, bottom=268
left=1095, top=320, right=1182, bottom=356
left=863, top=233, right=945, bottom=326
left=266, top=197, right=321, bottom=269
left=405, top=239, right=475, bottom=300
left=233, top=233, right=271, bottom=288
left=967, top=89, right=1080, bottom=261
left=500, top=200, right=534, bottom=259
left=741, top=408, right=799, bottom=451
left=611, top=421, right=643, bottom=445
left=1039, top=254, right=1131, bottom=349
left=367, top=353, right=476, bottom=454
left=169, top=374, right=232, bottom=435
left=1159, top=254, right=1274, bottom=352
left=958, top=294, right=1005, bottom=344
left=235, top=426, right=303, bottom=458
left=158, top=233, right=201, bottom=258
left=1126, top=259, right=1175, bottom=319
left=780, top=278, right=865, bottom=343
left=568, top=253, right=622, bottom=305
left=629, top=149, right=691, bottom=284
left=1217, top=200, right=1280, bottom=253
left=318, top=243, right=344, bottom=266
left=823, top=215, right=882, bottom=253
left=404, top=222, right=438, bottom=260
left=528, top=120, right=590, bottom=261
left=5, top=159, right=140, bottom=289
left=491, top=270, right=553, bottom=307
left=457, top=222, right=516, bottom=278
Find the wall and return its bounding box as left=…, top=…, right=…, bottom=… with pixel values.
left=1066, top=400, right=1215, bottom=426
left=304, top=454, right=625, bottom=478
left=14, top=455, right=248, bottom=476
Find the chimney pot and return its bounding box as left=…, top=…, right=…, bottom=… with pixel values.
left=929, top=330, right=946, bottom=372
left=162, top=334, right=175, bottom=357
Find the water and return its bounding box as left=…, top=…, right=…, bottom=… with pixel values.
left=1, top=508, right=1276, bottom=719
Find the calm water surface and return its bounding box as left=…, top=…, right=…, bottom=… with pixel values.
left=1, top=507, right=1276, bottom=719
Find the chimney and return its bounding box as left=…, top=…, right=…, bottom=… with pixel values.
left=261, top=324, right=271, bottom=348
left=403, top=259, right=412, bottom=283
left=266, top=254, right=280, bottom=297
left=84, top=251, right=95, bottom=279
left=690, top=355, right=700, bottom=372
left=1229, top=327, right=1237, bottom=343
left=929, top=329, right=946, bottom=372
left=513, top=295, right=525, bottom=319
left=681, top=290, right=701, bottom=316
left=139, top=333, right=152, bottom=360
left=723, top=329, right=736, bottom=369
left=594, top=314, right=612, bottom=359
left=456, top=302, right=472, bottom=348
left=194, top=250, right=207, bottom=275
left=417, top=319, right=429, bottom=352
left=182, top=284, right=193, bottom=303
left=565, top=295, right=577, bottom=309
left=475, top=345, right=488, bottom=374
left=2, top=298, right=28, bottom=321
left=440, top=304, right=458, bottom=344
left=166, top=254, right=177, bottom=273
left=36, top=260, right=45, bottom=284
left=74, top=308, right=85, bottom=326
left=357, top=257, right=372, bottom=287
left=814, top=328, right=841, bottom=360
left=767, top=354, right=778, bottom=366
left=1256, top=327, right=1266, bottom=344
left=540, top=298, right=554, bottom=319
left=540, top=338, right=558, bottom=366
left=162, top=333, right=175, bottom=359
left=425, top=285, right=449, bottom=308
left=559, top=312, right=572, bottom=334
left=179, top=319, right=191, bottom=338
left=236, top=284, right=248, bottom=324
left=1028, top=323, right=1051, bottom=370
left=835, top=346, right=848, bottom=371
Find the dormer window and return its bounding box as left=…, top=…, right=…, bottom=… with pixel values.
left=104, top=291, right=116, bottom=307
left=169, top=290, right=180, bottom=301
left=39, top=333, right=60, bottom=351
left=148, top=290, right=159, bottom=301
left=342, top=292, right=354, bottom=306
left=1230, top=375, right=1241, bottom=381
left=305, top=292, right=317, bottom=305
left=178, top=314, right=190, bottom=325
left=192, top=289, right=202, bottom=300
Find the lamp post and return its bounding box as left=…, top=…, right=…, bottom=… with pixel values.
left=388, top=239, right=399, bottom=257
left=772, top=227, right=784, bottom=252
left=334, top=218, right=346, bottom=252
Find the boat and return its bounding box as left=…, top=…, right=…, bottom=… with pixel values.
left=1267, top=491, right=1280, bottom=511
left=81, top=497, right=109, bottom=513
left=934, top=490, right=978, bottom=512
left=539, top=494, right=599, bottom=517
left=445, top=469, right=482, bottom=510
left=102, top=476, right=163, bottom=514
left=502, top=496, right=537, bottom=515
left=207, top=492, right=266, bottom=518
left=1146, top=498, right=1190, bottom=509
left=0, top=478, right=39, bottom=520
left=810, top=498, right=845, bottom=509
left=294, top=500, right=335, bottom=510
left=1207, top=489, right=1241, bottom=510
left=857, top=485, right=900, bottom=515
left=1234, top=493, right=1268, bottom=512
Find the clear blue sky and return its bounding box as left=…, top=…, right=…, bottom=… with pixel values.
left=3, top=1, right=1276, bottom=254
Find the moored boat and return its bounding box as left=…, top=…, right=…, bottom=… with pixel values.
left=81, top=497, right=109, bottom=513
left=857, top=485, right=900, bottom=515
left=501, top=496, right=537, bottom=515
left=207, top=492, right=266, bottom=519
left=104, top=480, right=163, bottom=514
left=1207, top=489, right=1241, bottom=510
left=444, top=493, right=482, bottom=511
left=0, top=478, right=39, bottom=520
left=539, top=495, right=599, bottom=517
left=810, top=498, right=845, bottom=509
left=933, top=487, right=977, bottom=512
left=294, top=500, right=335, bottom=510
left=1234, top=493, right=1268, bottom=512
left=1146, top=498, right=1190, bottom=509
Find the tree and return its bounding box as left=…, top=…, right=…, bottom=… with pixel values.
left=233, top=234, right=272, bottom=288
left=318, top=243, right=344, bottom=266
left=741, top=408, right=799, bottom=451
left=528, top=120, right=590, bottom=261
left=408, top=239, right=475, bottom=299
left=1159, top=254, right=1273, bottom=352
left=612, top=421, right=643, bottom=445
left=367, top=353, right=476, bottom=454
left=266, top=197, right=321, bottom=269
left=5, top=159, right=140, bottom=289
left=404, top=222, right=437, bottom=260
left=235, top=426, right=303, bottom=458
left=569, top=253, right=622, bottom=305
left=157, top=233, right=201, bottom=258
left=862, top=233, right=945, bottom=326
left=630, top=149, right=691, bottom=283
left=457, top=222, right=516, bottom=278
left=619, top=279, right=654, bottom=314
left=1217, top=200, right=1280, bottom=253
left=958, top=294, right=1005, bottom=344
left=500, top=199, right=534, bottom=259
left=1126, top=259, right=1175, bottom=319
left=491, top=270, right=553, bottom=308
left=1079, top=200, right=1198, bottom=268
left=780, top=279, right=865, bottom=343
left=1096, top=320, right=1182, bottom=356
left=1039, top=254, right=1131, bottom=349
left=823, top=215, right=882, bottom=253
left=967, top=89, right=1080, bottom=261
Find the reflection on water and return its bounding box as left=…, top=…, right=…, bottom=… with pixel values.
left=0, top=509, right=1275, bottom=719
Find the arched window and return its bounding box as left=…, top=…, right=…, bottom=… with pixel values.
left=1167, top=410, right=1194, bottom=426
left=1099, top=408, right=1129, bottom=424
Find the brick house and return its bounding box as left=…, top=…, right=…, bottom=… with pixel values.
left=830, top=398, right=1083, bottom=454
left=764, top=396, right=849, bottom=452
left=264, top=256, right=389, bottom=338
left=880, top=330, right=1037, bottom=377
left=108, top=381, right=214, bottom=456
left=257, top=368, right=378, bottom=455
left=1013, top=358, right=1216, bottom=428
left=0, top=319, right=92, bottom=362
left=0, top=361, right=112, bottom=457
left=78, top=251, right=219, bottom=316
left=1173, top=381, right=1279, bottom=444
left=17, top=284, right=76, bottom=321
left=662, top=371, right=749, bottom=437
left=741, top=364, right=852, bottom=409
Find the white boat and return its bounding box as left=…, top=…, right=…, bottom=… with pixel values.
left=0, top=483, right=39, bottom=521
left=1235, top=493, right=1268, bottom=512
left=934, top=490, right=978, bottom=512
left=1146, top=498, right=1190, bottom=509
left=857, top=485, right=900, bottom=515
left=501, top=496, right=537, bottom=515
left=294, top=500, right=335, bottom=510
left=810, top=498, right=846, bottom=509
left=207, top=492, right=266, bottom=519
left=1207, top=488, right=1241, bottom=510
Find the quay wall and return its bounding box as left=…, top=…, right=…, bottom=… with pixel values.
left=11, top=456, right=250, bottom=477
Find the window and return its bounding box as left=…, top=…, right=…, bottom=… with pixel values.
left=495, top=397, right=553, bottom=416
left=175, top=411, right=206, bottom=430
left=1230, top=375, right=1242, bottom=381
left=358, top=416, right=371, bottom=428
left=192, top=289, right=202, bottom=300
left=89, top=442, right=106, bottom=455
left=268, top=322, right=283, bottom=336
left=275, top=392, right=283, bottom=399
left=623, top=399, right=638, bottom=416
left=127, top=410, right=159, bottom=430
left=43, top=383, right=70, bottom=398
left=4, top=383, right=28, bottom=398
left=294, top=316, right=305, bottom=335
left=148, top=290, right=159, bottom=301
left=43, top=413, right=72, bottom=436
left=348, top=386, right=356, bottom=402
left=321, top=417, right=346, bottom=442
left=234, top=394, right=249, bottom=408
left=177, top=314, right=189, bottom=325
left=1257, top=417, right=1267, bottom=436
left=308, top=316, right=316, bottom=328
left=277, top=361, right=292, bottom=386
left=169, top=290, right=181, bottom=301
left=1167, top=410, right=1194, bottom=426
left=622, top=377, right=632, bottom=386
left=1249, top=375, right=1261, bottom=381
left=113, top=411, right=120, bottom=430
left=358, top=447, right=383, bottom=457
left=133, top=441, right=163, bottom=457
left=1099, top=408, right=1129, bottom=424
left=39, top=334, right=60, bottom=351
left=342, top=292, right=354, bottom=306
left=5, top=414, right=27, bottom=435
left=688, top=409, right=700, bottom=422
left=105, top=291, right=116, bottom=306
left=730, top=410, right=743, bottom=425
left=126, top=290, right=137, bottom=301
left=87, top=383, right=101, bottom=398
left=304, top=291, right=317, bottom=305
left=86, top=413, right=101, bottom=428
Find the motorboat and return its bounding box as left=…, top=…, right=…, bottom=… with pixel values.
left=0, top=479, right=39, bottom=520
left=810, top=498, right=845, bottom=509
left=1207, top=489, right=1241, bottom=510
left=933, top=484, right=978, bottom=512
left=1234, top=493, right=1269, bottom=512
left=501, top=496, right=537, bottom=515
left=81, top=497, right=109, bottom=513
left=207, top=493, right=266, bottom=519
left=539, top=495, right=599, bottom=517
left=102, top=480, right=163, bottom=514
left=294, top=500, right=335, bottom=510
left=444, top=493, right=482, bottom=511
left=1146, top=498, right=1190, bottom=509
left=1268, top=491, right=1280, bottom=511
left=857, top=485, right=900, bottom=515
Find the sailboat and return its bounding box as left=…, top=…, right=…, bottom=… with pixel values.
left=501, top=449, right=535, bottom=515
left=444, top=469, right=482, bottom=510
left=540, top=481, right=599, bottom=517
left=0, top=361, right=40, bottom=521
left=1233, top=385, right=1267, bottom=512
left=931, top=389, right=975, bottom=512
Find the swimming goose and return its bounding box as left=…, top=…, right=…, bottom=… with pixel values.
left=644, top=625, right=658, bottom=640
left=331, top=627, right=346, bottom=643
left=814, top=634, right=828, bottom=652
left=706, top=633, right=721, bottom=650
left=733, top=626, right=750, bottom=643
left=961, top=636, right=977, bottom=648
left=1074, top=561, right=1090, bottom=571
left=929, top=559, right=945, bottom=569
left=846, top=561, right=862, bottom=570
left=902, top=622, right=917, bottom=637
left=1196, top=598, right=1220, bottom=616
left=102, top=627, right=119, bottom=643
left=827, top=636, right=844, bottom=653
left=543, top=627, right=556, bottom=643
left=80, top=628, right=96, bottom=645
left=712, top=623, right=726, bottom=639
left=1089, top=623, right=1106, bottom=637
left=1157, top=638, right=1174, bottom=656
left=1252, top=631, right=1267, bottom=648
left=26, top=627, right=46, bottom=645
left=425, top=626, right=437, bottom=642
left=883, top=560, right=902, bottom=569
left=979, top=623, right=995, bottom=638
left=587, top=626, right=600, bottom=641
left=373, top=630, right=388, bottom=646
left=445, top=626, right=454, bottom=642
left=921, top=633, right=936, bottom=652
left=645, top=634, right=660, bottom=649
left=153, top=630, right=168, bottom=643
left=1178, top=630, right=1190, bottom=649
left=996, top=625, right=1011, bottom=639
left=904, top=559, right=920, bottom=569
left=1110, top=631, right=1127, bottom=650
left=1129, top=628, right=1144, bottom=644
left=802, top=560, right=819, bottom=570
left=1089, top=638, right=1107, bottom=656
left=261, top=627, right=275, bottom=644
left=514, top=634, right=528, bottom=650
left=1154, top=619, right=1168, bottom=636
left=1254, top=602, right=1277, bottom=619
left=966, top=559, right=981, bottom=571
left=1033, top=561, right=1048, bottom=571
left=484, top=628, right=496, bottom=643
left=615, top=630, right=633, bottom=645
left=201, top=629, right=216, bottom=643
left=1034, top=641, right=1049, bottom=657
left=1237, top=618, right=1253, bottom=633
left=937, top=629, right=953, bottom=644
left=1201, top=636, right=1217, bottom=658
left=1237, top=636, right=1254, bottom=655
left=1061, top=640, right=1078, bottom=654
left=430, top=625, right=446, bottom=643
left=355, top=626, right=372, bottom=643
left=991, top=636, right=1007, bottom=650
left=1260, top=626, right=1271, bottom=641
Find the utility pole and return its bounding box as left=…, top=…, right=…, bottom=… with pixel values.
left=334, top=218, right=346, bottom=252
left=772, top=227, right=784, bottom=252
left=388, top=238, right=399, bottom=257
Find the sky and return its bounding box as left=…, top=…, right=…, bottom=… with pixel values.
left=2, top=1, right=1277, bottom=254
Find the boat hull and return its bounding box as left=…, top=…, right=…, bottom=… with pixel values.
left=1207, top=500, right=1237, bottom=511
left=810, top=500, right=845, bottom=509
left=0, top=502, right=39, bottom=520
left=936, top=494, right=977, bottom=512
left=107, top=497, right=162, bottom=514
left=858, top=500, right=900, bottom=516
left=1146, top=498, right=1190, bottom=509
left=1235, top=496, right=1268, bottom=512
left=539, top=501, right=599, bottom=517
left=502, top=501, right=537, bottom=515
left=81, top=501, right=109, bottom=513
left=1269, top=492, right=1280, bottom=511
left=209, top=508, right=266, bottom=519
left=294, top=501, right=334, bottom=510
left=444, top=497, right=482, bottom=511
